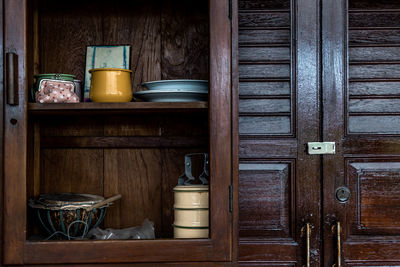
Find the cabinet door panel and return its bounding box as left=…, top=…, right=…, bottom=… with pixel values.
left=3, top=0, right=27, bottom=264
left=348, top=161, right=400, bottom=234
left=323, top=0, right=400, bottom=265
left=236, top=0, right=321, bottom=265
left=239, top=163, right=292, bottom=238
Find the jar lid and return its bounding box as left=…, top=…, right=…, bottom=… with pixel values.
left=89, top=68, right=132, bottom=73
left=34, top=73, right=76, bottom=80
left=173, top=185, right=209, bottom=192
left=28, top=193, right=104, bottom=210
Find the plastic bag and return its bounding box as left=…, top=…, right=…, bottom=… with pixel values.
left=88, top=219, right=155, bottom=240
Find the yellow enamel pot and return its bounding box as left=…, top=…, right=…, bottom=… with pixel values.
left=89, top=68, right=133, bottom=102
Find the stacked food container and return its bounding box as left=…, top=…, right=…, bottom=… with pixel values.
left=173, top=153, right=209, bottom=238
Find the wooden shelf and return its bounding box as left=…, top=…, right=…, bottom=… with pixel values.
left=28, top=102, right=208, bottom=115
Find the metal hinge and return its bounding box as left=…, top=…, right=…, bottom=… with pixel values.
left=229, top=185, right=233, bottom=212
left=228, top=0, right=232, bottom=20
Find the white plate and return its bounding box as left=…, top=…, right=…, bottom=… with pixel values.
left=141, top=80, right=208, bottom=92
left=134, top=90, right=208, bottom=102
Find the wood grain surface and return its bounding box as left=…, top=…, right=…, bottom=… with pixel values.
left=3, top=0, right=27, bottom=264
left=103, top=149, right=162, bottom=234
left=37, top=0, right=209, bottom=91
left=161, top=0, right=208, bottom=80
left=39, top=0, right=103, bottom=81
left=41, top=149, right=104, bottom=194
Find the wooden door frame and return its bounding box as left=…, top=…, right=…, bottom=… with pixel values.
left=0, top=0, right=4, bottom=264
left=321, top=0, right=348, bottom=265
left=3, top=0, right=233, bottom=264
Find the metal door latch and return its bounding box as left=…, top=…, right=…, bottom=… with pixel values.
left=307, top=142, right=335, bottom=155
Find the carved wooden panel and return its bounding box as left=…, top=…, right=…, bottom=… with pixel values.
left=348, top=6, right=400, bottom=135
left=348, top=160, right=400, bottom=234
left=239, top=162, right=292, bottom=238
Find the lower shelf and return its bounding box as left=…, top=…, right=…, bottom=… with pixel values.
left=24, top=238, right=218, bottom=264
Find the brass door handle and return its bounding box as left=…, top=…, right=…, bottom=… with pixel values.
left=301, top=223, right=311, bottom=267
left=331, top=221, right=341, bottom=267
left=6, top=52, right=19, bottom=105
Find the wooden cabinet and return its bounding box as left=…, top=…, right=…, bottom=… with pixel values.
left=2, top=0, right=233, bottom=265
left=235, top=0, right=400, bottom=266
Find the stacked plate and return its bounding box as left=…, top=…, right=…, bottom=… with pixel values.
left=134, top=80, right=208, bottom=102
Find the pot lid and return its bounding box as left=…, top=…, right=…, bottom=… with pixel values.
left=34, top=73, right=75, bottom=79
left=28, top=193, right=104, bottom=210
left=89, top=68, right=132, bottom=73
left=173, top=185, right=209, bottom=192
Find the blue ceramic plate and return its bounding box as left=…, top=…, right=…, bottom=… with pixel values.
left=141, top=80, right=208, bottom=92
left=134, top=89, right=208, bottom=102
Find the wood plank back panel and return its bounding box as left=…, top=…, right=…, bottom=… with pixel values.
left=37, top=0, right=209, bottom=92
left=103, top=0, right=161, bottom=91
left=160, top=0, right=208, bottom=81
left=41, top=149, right=104, bottom=194
left=39, top=0, right=103, bottom=82
left=103, top=149, right=162, bottom=235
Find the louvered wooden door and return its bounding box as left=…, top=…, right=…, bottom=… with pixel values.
left=323, top=0, right=400, bottom=265
left=236, top=0, right=400, bottom=265
left=236, top=0, right=321, bottom=265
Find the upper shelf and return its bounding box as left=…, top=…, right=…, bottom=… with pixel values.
left=28, top=102, right=208, bottom=115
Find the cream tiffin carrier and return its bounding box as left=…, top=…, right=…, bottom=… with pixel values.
left=173, top=153, right=209, bottom=238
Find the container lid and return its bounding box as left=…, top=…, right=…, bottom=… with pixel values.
left=173, top=185, right=209, bottom=192
left=89, top=68, right=132, bottom=73
left=28, top=193, right=105, bottom=210
left=34, top=73, right=75, bottom=79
